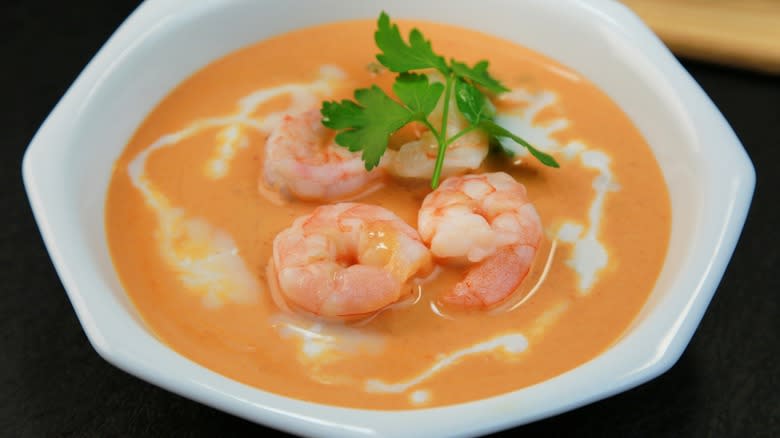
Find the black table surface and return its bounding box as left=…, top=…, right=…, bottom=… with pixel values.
left=3, top=2, right=778, bottom=437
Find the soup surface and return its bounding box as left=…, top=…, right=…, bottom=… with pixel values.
left=106, top=19, right=670, bottom=409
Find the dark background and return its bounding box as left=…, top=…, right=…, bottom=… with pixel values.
left=2, top=1, right=777, bottom=437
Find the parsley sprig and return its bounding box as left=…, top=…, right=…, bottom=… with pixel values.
left=321, top=12, right=559, bottom=188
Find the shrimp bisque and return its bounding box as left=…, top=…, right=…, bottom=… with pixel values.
left=105, top=15, right=671, bottom=409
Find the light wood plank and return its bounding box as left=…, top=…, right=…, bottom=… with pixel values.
left=621, top=0, right=780, bottom=74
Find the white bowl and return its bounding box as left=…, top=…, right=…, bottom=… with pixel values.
left=22, top=0, right=755, bottom=436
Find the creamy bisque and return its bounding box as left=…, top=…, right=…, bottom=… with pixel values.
left=105, top=19, right=670, bottom=409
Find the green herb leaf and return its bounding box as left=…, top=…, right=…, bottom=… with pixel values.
left=322, top=11, right=559, bottom=184
left=454, top=78, right=493, bottom=125
left=451, top=59, right=509, bottom=94
left=375, top=12, right=449, bottom=74
left=479, top=120, right=560, bottom=168
left=321, top=85, right=414, bottom=169
left=392, top=73, right=445, bottom=118
left=320, top=100, right=363, bottom=129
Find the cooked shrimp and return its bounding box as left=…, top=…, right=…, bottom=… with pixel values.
left=418, top=172, right=542, bottom=308
left=390, top=73, right=489, bottom=179
left=271, top=203, right=433, bottom=317
left=263, top=109, right=386, bottom=201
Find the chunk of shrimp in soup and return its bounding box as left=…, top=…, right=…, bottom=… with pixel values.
left=263, top=109, right=386, bottom=201
left=271, top=203, right=433, bottom=318
left=418, top=172, right=542, bottom=307
left=389, top=73, right=489, bottom=179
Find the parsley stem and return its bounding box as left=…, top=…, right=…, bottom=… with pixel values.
left=439, top=73, right=454, bottom=139
left=444, top=125, right=478, bottom=147
left=431, top=73, right=455, bottom=188
left=419, top=119, right=442, bottom=145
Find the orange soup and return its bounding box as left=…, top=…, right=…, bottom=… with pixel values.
left=105, top=19, right=670, bottom=409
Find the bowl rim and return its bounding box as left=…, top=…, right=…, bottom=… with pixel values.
left=22, top=0, right=756, bottom=436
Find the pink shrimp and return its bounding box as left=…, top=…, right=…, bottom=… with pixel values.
left=271, top=203, right=433, bottom=317
left=389, top=73, right=489, bottom=179
left=262, top=109, right=386, bottom=201
left=418, top=172, right=542, bottom=308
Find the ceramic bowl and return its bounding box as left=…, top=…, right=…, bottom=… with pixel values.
left=22, top=0, right=755, bottom=436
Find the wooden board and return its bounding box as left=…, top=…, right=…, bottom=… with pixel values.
left=621, top=0, right=780, bottom=74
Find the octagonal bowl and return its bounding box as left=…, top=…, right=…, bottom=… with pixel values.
left=22, top=0, right=755, bottom=436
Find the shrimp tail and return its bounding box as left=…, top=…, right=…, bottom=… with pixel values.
left=442, top=245, right=536, bottom=308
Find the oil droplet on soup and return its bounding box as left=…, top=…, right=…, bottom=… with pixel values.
left=105, top=19, right=670, bottom=409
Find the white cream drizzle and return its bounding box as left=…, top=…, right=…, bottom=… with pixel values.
left=127, top=66, right=345, bottom=307
left=365, top=333, right=528, bottom=395
left=409, top=389, right=431, bottom=406
left=495, top=88, right=620, bottom=293
left=205, top=125, right=248, bottom=179
left=270, top=314, right=385, bottom=362
left=558, top=151, right=619, bottom=291
left=528, top=300, right=571, bottom=338
left=359, top=300, right=572, bottom=402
